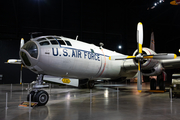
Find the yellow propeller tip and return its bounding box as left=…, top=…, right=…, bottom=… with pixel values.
left=138, top=90, right=142, bottom=93
left=174, top=54, right=177, bottom=59
left=109, top=56, right=111, bottom=60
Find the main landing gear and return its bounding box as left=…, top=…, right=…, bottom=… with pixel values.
left=79, top=79, right=95, bottom=89
left=87, top=80, right=95, bottom=89
left=150, top=78, right=156, bottom=90
left=150, top=72, right=166, bottom=90
left=27, top=74, right=49, bottom=106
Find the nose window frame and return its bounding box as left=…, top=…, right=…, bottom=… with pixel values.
left=20, top=52, right=31, bottom=66
left=22, top=41, right=38, bottom=59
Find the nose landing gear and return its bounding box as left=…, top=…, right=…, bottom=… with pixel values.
left=27, top=90, right=49, bottom=106
left=27, top=74, right=49, bottom=106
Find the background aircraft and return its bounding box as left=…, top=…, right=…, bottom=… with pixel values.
left=170, top=0, right=180, bottom=5
left=7, top=22, right=179, bottom=106
left=148, top=32, right=167, bottom=90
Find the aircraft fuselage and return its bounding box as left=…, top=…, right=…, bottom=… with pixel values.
left=20, top=36, right=136, bottom=80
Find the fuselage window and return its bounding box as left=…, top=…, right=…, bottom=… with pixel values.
left=58, top=40, right=66, bottom=45
left=39, top=41, right=50, bottom=46
left=50, top=40, right=58, bottom=45
left=37, top=38, right=47, bottom=42
left=91, top=49, right=95, bottom=53
left=65, top=40, right=72, bottom=46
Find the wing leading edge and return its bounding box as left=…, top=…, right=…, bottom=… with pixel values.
left=161, top=56, right=180, bottom=69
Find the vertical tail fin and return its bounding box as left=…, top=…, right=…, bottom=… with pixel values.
left=150, top=32, right=155, bottom=51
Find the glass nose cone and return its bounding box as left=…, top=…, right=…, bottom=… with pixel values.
left=21, top=41, right=38, bottom=59
left=20, top=41, right=38, bottom=66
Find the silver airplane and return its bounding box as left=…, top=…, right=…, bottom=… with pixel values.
left=7, top=22, right=180, bottom=106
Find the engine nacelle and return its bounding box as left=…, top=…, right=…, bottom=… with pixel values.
left=141, top=63, right=164, bottom=76
left=133, top=47, right=164, bottom=76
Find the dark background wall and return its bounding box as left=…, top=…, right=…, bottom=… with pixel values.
left=0, top=0, right=180, bottom=83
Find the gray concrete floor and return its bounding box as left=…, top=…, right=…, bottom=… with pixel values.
left=0, top=83, right=179, bottom=120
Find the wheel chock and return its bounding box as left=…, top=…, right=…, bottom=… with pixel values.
left=148, top=90, right=166, bottom=93
left=18, top=101, right=38, bottom=108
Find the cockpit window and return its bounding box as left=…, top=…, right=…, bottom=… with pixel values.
left=58, top=40, right=66, bottom=45
left=91, top=49, right=94, bottom=53
left=50, top=40, right=58, bottom=45
left=65, top=41, right=72, bottom=46
left=54, top=37, right=61, bottom=40
left=37, top=38, right=46, bottom=42
left=46, top=37, right=55, bottom=40
left=39, top=41, right=50, bottom=46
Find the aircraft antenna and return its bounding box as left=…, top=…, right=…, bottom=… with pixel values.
left=29, top=32, right=42, bottom=39
left=76, top=35, right=78, bottom=40
left=99, top=42, right=104, bottom=49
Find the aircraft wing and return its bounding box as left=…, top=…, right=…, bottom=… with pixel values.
left=161, top=56, right=180, bottom=69
left=119, top=57, right=180, bottom=72
left=5, top=59, right=22, bottom=64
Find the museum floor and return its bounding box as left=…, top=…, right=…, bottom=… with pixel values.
left=0, top=82, right=179, bottom=120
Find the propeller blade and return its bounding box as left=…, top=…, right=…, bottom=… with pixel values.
left=109, top=55, right=136, bottom=60
left=136, top=22, right=143, bottom=92
left=20, top=38, right=24, bottom=49
left=143, top=56, right=153, bottom=59
left=143, top=54, right=177, bottom=59
left=20, top=64, right=23, bottom=84
left=20, top=38, right=24, bottom=84
left=137, top=60, right=142, bottom=92
left=6, top=59, right=21, bottom=64
left=152, top=54, right=177, bottom=59
left=137, top=22, right=143, bottom=54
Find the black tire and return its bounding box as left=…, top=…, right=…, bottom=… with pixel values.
left=158, top=71, right=166, bottom=90
left=34, top=90, right=49, bottom=106
left=87, top=81, right=95, bottom=89
left=159, top=79, right=165, bottom=90
left=150, top=78, right=156, bottom=90
left=27, top=91, right=35, bottom=101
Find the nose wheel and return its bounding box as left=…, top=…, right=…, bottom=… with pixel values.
left=27, top=90, right=49, bottom=106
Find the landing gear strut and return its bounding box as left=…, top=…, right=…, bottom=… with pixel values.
left=150, top=72, right=166, bottom=90
left=158, top=71, right=166, bottom=90
left=27, top=74, right=49, bottom=106
left=87, top=80, right=95, bottom=89
left=150, top=78, right=156, bottom=90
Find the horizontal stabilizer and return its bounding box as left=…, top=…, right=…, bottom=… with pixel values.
left=6, top=59, right=22, bottom=64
